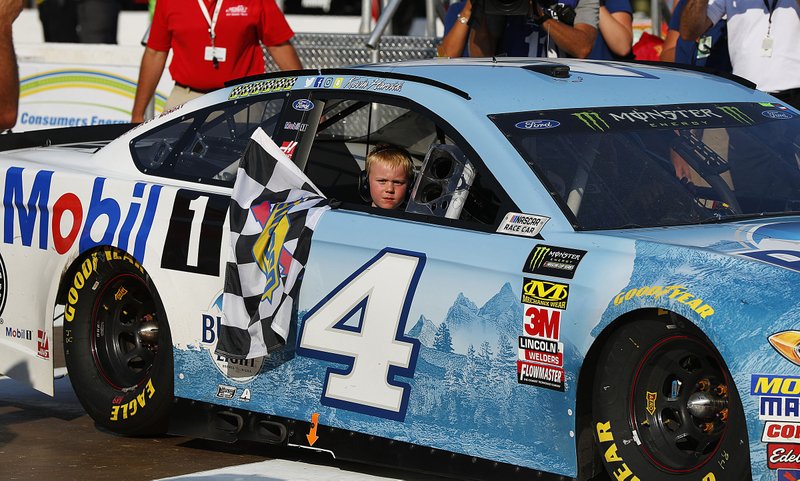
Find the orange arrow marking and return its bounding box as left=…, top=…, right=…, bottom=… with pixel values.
left=306, top=412, right=320, bottom=446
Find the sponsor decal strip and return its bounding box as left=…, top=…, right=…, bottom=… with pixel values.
left=523, top=244, right=586, bottom=279
left=613, top=284, right=714, bottom=318
left=228, top=77, right=297, bottom=100
left=768, top=443, right=800, bottom=469
left=517, top=301, right=566, bottom=390
left=762, top=422, right=800, bottom=443
left=3, top=168, right=160, bottom=261
left=521, top=278, right=568, bottom=309
left=496, top=212, right=549, bottom=238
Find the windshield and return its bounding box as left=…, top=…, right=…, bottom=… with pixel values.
left=493, top=103, right=800, bottom=229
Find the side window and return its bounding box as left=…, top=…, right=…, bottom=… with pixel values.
left=303, top=97, right=505, bottom=226
left=130, top=96, right=284, bottom=186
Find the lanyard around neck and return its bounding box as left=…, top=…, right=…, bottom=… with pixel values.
left=196, top=0, right=224, bottom=43
left=763, top=0, right=779, bottom=30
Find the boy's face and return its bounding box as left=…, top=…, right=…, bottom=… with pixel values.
left=369, top=162, right=409, bottom=209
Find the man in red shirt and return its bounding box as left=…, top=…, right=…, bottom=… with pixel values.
left=131, top=0, right=302, bottom=122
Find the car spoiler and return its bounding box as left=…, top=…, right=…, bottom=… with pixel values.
left=0, top=123, right=137, bottom=152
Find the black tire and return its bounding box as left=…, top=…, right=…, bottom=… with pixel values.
left=63, top=248, right=173, bottom=436
left=592, top=317, right=750, bottom=481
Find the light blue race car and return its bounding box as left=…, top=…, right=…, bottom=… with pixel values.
left=1, top=58, right=799, bottom=481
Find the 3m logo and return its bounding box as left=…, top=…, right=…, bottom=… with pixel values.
left=527, top=246, right=550, bottom=271
left=524, top=306, right=561, bottom=341
left=752, top=374, right=800, bottom=396
left=521, top=278, right=569, bottom=309
left=718, top=106, right=754, bottom=125
left=572, top=111, right=609, bottom=132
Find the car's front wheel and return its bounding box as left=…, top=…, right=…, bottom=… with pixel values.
left=592, top=317, right=750, bottom=481
left=63, top=248, right=173, bottom=435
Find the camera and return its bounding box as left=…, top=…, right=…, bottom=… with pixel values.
left=482, top=0, right=530, bottom=15
left=476, top=0, right=576, bottom=26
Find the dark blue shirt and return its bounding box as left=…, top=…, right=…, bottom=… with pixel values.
left=499, top=0, right=581, bottom=57
left=443, top=2, right=470, bottom=57
left=668, top=0, right=731, bottom=71
left=588, top=0, right=633, bottom=60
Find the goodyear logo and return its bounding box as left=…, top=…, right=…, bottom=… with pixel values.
left=613, top=284, right=714, bottom=319
left=252, top=199, right=302, bottom=302
left=572, top=111, right=609, bottom=132
left=228, top=77, right=297, bottom=100
left=752, top=374, right=800, bottom=397
left=717, top=105, right=754, bottom=125
left=521, top=278, right=569, bottom=309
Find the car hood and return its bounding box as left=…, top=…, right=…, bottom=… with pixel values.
left=598, top=216, right=800, bottom=273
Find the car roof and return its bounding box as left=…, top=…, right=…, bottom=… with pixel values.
left=341, top=58, right=769, bottom=113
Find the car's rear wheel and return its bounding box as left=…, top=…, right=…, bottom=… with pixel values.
left=592, top=317, right=750, bottom=480
left=63, top=248, right=173, bottom=435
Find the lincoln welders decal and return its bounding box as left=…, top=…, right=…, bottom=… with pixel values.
left=161, top=190, right=228, bottom=276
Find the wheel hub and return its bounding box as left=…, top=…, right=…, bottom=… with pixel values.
left=630, top=335, right=730, bottom=473
left=686, top=390, right=728, bottom=419
left=137, top=315, right=160, bottom=344
left=91, top=274, right=161, bottom=390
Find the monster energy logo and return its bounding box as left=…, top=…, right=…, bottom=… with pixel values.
left=528, top=246, right=550, bottom=271
left=717, top=106, right=754, bottom=125
left=572, top=111, right=609, bottom=132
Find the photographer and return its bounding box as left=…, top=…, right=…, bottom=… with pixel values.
left=471, top=0, right=599, bottom=58
left=437, top=0, right=499, bottom=57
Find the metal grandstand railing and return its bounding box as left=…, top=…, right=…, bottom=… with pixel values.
left=265, top=0, right=442, bottom=69
left=265, top=33, right=439, bottom=70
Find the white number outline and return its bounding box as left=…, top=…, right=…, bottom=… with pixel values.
left=297, top=248, right=426, bottom=421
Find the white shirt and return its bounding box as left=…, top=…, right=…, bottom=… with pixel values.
left=707, top=0, right=800, bottom=92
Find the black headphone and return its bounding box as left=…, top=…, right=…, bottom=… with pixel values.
left=358, top=145, right=415, bottom=203
left=358, top=170, right=371, bottom=202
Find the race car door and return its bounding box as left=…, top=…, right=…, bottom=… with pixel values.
left=280, top=93, right=579, bottom=472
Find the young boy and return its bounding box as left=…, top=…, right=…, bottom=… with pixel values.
left=365, top=144, right=414, bottom=210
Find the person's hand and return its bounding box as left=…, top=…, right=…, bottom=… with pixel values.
left=0, top=0, right=23, bottom=28
left=671, top=150, right=693, bottom=181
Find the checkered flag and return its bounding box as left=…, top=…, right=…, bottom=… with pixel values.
left=215, top=127, right=332, bottom=359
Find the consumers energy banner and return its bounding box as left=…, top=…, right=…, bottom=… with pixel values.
left=15, top=44, right=173, bottom=132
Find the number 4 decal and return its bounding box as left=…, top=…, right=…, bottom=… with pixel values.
left=298, top=248, right=426, bottom=421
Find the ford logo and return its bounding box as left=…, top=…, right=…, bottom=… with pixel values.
left=292, top=99, right=314, bottom=111
left=515, top=119, right=561, bottom=130
left=762, top=110, right=793, bottom=120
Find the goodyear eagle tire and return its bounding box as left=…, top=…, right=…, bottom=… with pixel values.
left=63, top=248, right=173, bottom=436
left=592, top=318, right=750, bottom=481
